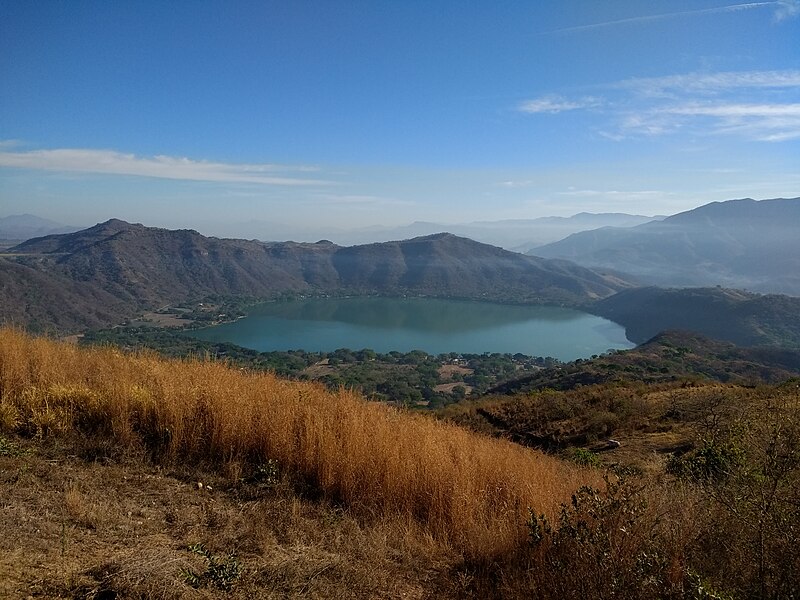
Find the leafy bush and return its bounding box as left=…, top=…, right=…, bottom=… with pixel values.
left=182, top=543, right=241, bottom=591
left=666, top=440, right=742, bottom=481
left=566, top=447, right=601, bottom=468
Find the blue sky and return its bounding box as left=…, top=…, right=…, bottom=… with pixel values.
left=1, top=1, right=798, bottom=235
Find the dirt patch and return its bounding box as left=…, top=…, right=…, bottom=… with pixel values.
left=135, top=312, right=193, bottom=328
left=438, top=365, right=473, bottom=380
left=434, top=382, right=473, bottom=395
left=302, top=359, right=335, bottom=378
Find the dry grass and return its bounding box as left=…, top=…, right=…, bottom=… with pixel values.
left=4, top=327, right=799, bottom=598
left=0, top=435, right=451, bottom=599
left=0, top=327, right=597, bottom=561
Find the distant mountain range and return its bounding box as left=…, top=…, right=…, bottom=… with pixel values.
left=0, top=211, right=660, bottom=251
left=0, top=219, right=633, bottom=332
left=0, top=214, right=82, bottom=241
left=215, top=212, right=658, bottom=251
left=531, top=197, right=800, bottom=295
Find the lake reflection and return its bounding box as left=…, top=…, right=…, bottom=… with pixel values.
left=190, top=297, right=633, bottom=360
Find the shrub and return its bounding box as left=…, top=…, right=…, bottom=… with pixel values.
left=670, top=391, right=800, bottom=598
left=566, top=447, right=601, bottom=468
left=181, top=543, right=241, bottom=591
left=517, top=474, right=695, bottom=599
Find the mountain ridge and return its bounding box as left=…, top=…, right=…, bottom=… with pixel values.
left=1, top=219, right=634, bottom=333
left=193, top=211, right=658, bottom=250
left=531, top=197, right=800, bottom=294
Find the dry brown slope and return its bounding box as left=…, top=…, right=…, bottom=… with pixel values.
left=0, top=327, right=596, bottom=560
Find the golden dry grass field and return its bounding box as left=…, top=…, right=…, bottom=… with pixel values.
left=3, top=327, right=799, bottom=599
left=0, top=327, right=600, bottom=598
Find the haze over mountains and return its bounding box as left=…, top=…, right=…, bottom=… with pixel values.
left=0, top=212, right=657, bottom=252
left=532, top=197, right=800, bottom=295
left=1, top=219, right=632, bottom=332
left=2, top=196, right=798, bottom=347
left=218, top=212, right=658, bottom=251
left=0, top=214, right=81, bottom=242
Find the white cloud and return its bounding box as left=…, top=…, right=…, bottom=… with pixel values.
left=517, top=95, right=598, bottom=114
left=498, top=180, right=535, bottom=188
left=519, top=69, right=800, bottom=143
left=651, top=103, right=800, bottom=140
left=0, top=147, right=331, bottom=186
left=666, top=103, right=800, bottom=117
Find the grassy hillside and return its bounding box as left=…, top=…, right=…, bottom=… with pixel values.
left=3, top=328, right=799, bottom=598
left=0, top=328, right=590, bottom=559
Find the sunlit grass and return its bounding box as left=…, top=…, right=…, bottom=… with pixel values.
left=0, top=327, right=597, bottom=559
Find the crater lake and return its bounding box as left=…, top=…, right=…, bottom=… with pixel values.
left=189, top=297, right=633, bottom=360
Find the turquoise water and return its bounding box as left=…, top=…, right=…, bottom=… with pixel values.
left=190, top=297, right=633, bottom=360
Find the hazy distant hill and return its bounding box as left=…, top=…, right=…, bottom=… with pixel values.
left=219, top=212, right=657, bottom=250
left=1, top=219, right=633, bottom=332
left=592, top=286, right=800, bottom=348
left=465, top=213, right=659, bottom=252
left=531, top=198, right=800, bottom=295
left=0, top=214, right=81, bottom=241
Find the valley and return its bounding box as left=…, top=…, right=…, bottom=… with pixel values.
left=2, top=199, right=799, bottom=600
left=0, top=219, right=633, bottom=334
left=2, top=327, right=799, bottom=598
left=4, top=4, right=799, bottom=597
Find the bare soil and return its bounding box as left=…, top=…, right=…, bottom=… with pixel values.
left=437, top=365, right=473, bottom=380
left=433, top=382, right=474, bottom=395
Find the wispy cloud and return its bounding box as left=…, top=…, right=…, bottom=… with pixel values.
left=558, top=189, right=666, bottom=199
left=0, top=147, right=332, bottom=186
left=547, top=1, right=798, bottom=34
left=517, top=69, right=800, bottom=143
left=664, top=103, right=800, bottom=141
left=498, top=180, right=535, bottom=188
left=619, top=70, right=800, bottom=97
left=517, top=95, right=600, bottom=114
left=617, top=102, right=800, bottom=141
left=774, top=0, right=800, bottom=20
left=665, top=103, right=800, bottom=118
